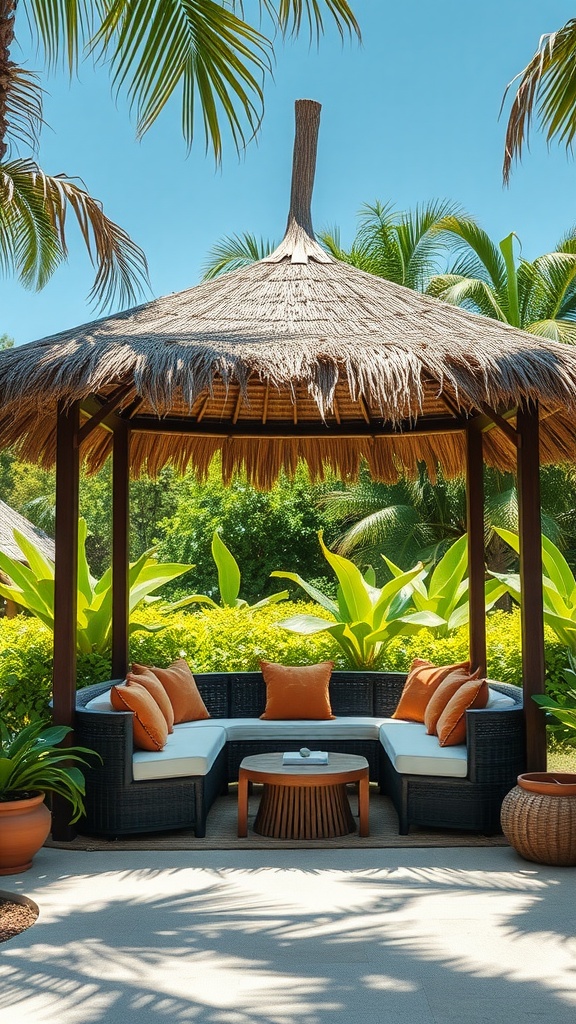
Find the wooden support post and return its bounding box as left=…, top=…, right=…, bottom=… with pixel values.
left=52, top=400, right=80, bottom=841
left=466, top=421, right=486, bottom=675
left=517, top=404, right=547, bottom=771
left=112, top=419, right=130, bottom=679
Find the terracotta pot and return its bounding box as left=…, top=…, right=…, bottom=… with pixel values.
left=501, top=772, right=576, bottom=866
left=0, top=793, right=51, bottom=875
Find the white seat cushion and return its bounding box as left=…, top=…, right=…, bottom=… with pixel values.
left=175, top=716, right=388, bottom=741
left=132, top=726, right=227, bottom=781
left=486, top=684, right=516, bottom=709
left=85, top=689, right=114, bottom=711
left=379, top=720, right=467, bottom=778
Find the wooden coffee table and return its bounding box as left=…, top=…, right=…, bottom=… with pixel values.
left=238, top=752, right=370, bottom=839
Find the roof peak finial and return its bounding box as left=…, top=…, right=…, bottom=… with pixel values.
left=263, top=99, right=333, bottom=265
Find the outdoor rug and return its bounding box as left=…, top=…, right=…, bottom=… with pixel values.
left=45, top=786, right=509, bottom=851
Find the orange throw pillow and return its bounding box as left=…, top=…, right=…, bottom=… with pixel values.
left=424, top=667, right=480, bottom=735
left=127, top=667, right=174, bottom=733
left=392, top=659, right=471, bottom=723
left=436, top=678, right=489, bottom=746
left=260, top=661, right=335, bottom=720
left=136, top=659, right=210, bottom=725
left=111, top=682, right=168, bottom=751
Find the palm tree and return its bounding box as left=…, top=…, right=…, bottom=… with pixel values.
left=322, top=464, right=576, bottom=580
left=502, top=19, right=576, bottom=182
left=201, top=199, right=467, bottom=282
left=1, top=2, right=357, bottom=308
left=1, top=0, right=149, bottom=309
left=426, top=219, right=576, bottom=343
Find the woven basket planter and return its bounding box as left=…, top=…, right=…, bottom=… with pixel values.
left=501, top=773, right=576, bottom=866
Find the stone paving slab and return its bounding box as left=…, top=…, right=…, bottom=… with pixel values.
left=1, top=847, right=575, bottom=1024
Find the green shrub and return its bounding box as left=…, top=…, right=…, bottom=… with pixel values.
left=129, top=602, right=341, bottom=671
left=384, top=608, right=568, bottom=689
left=0, top=604, right=571, bottom=731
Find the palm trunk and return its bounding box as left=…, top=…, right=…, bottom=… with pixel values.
left=0, top=0, right=17, bottom=162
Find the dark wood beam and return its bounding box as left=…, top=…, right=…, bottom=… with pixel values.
left=79, top=395, right=125, bottom=436
left=466, top=421, right=486, bottom=675
left=470, top=406, right=519, bottom=444
left=517, top=403, right=547, bottom=771
left=78, top=385, right=133, bottom=443
left=52, top=400, right=80, bottom=841
left=112, top=420, right=130, bottom=679
left=128, top=415, right=466, bottom=440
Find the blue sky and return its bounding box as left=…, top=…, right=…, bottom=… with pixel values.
left=2, top=0, right=576, bottom=345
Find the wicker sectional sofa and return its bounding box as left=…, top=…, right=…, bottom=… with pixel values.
left=74, top=671, right=525, bottom=839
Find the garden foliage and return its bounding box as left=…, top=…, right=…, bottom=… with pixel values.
left=272, top=532, right=444, bottom=668
left=0, top=605, right=570, bottom=732
left=0, top=520, right=192, bottom=654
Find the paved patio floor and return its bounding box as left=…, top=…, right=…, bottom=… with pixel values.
left=1, top=846, right=575, bottom=1023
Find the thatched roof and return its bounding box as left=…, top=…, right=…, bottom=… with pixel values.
left=0, top=498, right=54, bottom=562
left=2, top=99, right=576, bottom=486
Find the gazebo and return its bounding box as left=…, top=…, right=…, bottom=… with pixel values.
left=2, top=100, right=576, bottom=838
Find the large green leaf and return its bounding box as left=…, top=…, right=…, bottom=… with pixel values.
left=11, top=528, right=54, bottom=583
left=212, top=531, right=241, bottom=606
left=270, top=570, right=339, bottom=617
left=276, top=613, right=336, bottom=635
left=428, top=534, right=467, bottom=597
left=366, top=610, right=445, bottom=644
left=318, top=532, right=373, bottom=622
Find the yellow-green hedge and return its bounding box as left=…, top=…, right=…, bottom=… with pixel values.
left=0, top=604, right=569, bottom=731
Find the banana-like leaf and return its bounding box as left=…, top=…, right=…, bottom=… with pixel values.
left=211, top=530, right=241, bottom=607
left=366, top=610, right=445, bottom=644
left=11, top=528, right=54, bottom=582
left=277, top=613, right=336, bottom=635
left=318, top=531, right=374, bottom=622
left=250, top=590, right=290, bottom=609
left=164, top=594, right=220, bottom=611
left=271, top=569, right=339, bottom=617
left=428, top=534, right=468, bottom=597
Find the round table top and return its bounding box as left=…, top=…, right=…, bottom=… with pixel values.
left=239, top=752, right=369, bottom=778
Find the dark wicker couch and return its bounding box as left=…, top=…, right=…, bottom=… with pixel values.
left=74, top=671, right=525, bottom=839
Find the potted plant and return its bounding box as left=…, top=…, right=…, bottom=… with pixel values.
left=0, top=719, right=99, bottom=875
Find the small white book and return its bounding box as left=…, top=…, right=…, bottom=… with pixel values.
left=282, top=750, right=329, bottom=765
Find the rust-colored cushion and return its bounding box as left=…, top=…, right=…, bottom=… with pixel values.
left=127, top=667, right=174, bottom=733
left=392, top=659, right=471, bottom=723
left=424, top=667, right=481, bottom=735
left=260, top=661, right=335, bottom=720
left=136, top=659, right=210, bottom=724
left=111, top=682, right=168, bottom=751
left=436, top=678, right=489, bottom=746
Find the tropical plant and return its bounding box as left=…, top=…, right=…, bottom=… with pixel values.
left=533, top=656, right=576, bottom=747
left=0, top=719, right=98, bottom=822
left=1, top=2, right=358, bottom=305
left=491, top=528, right=576, bottom=655
left=502, top=18, right=576, bottom=182
left=2, top=2, right=359, bottom=164
left=383, top=535, right=506, bottom=637
left=168, top=530, right=289, bottom=610
left=271, top=531, right=444, bottom=669
left=201, top=199, right=466, bottom=283
left=0, top=519, right=193, bottom=654
left=426, top=221, right=576, bottom=343
left=0, top=0, right=149, bottom=308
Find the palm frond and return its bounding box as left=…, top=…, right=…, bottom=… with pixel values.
left=0, top=159, right=149, bottom=309
left=333, top=505, right=421, bottom=557
left=257, top=0, right=361, bottom=40
left=25, top=1, right=103, bottom=73
left=3, top=65, right=44, bottom=155
left=502, top=18, right=576, bottom=182
left=527, top=319, right=576, bottom=344
left=90, top=1, right=270, bottom=161
left=431, top=216, right=506, bottom=290
left=426, top=274, right=508, bottom=321
left=201, top=231, right=275, bottom=279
